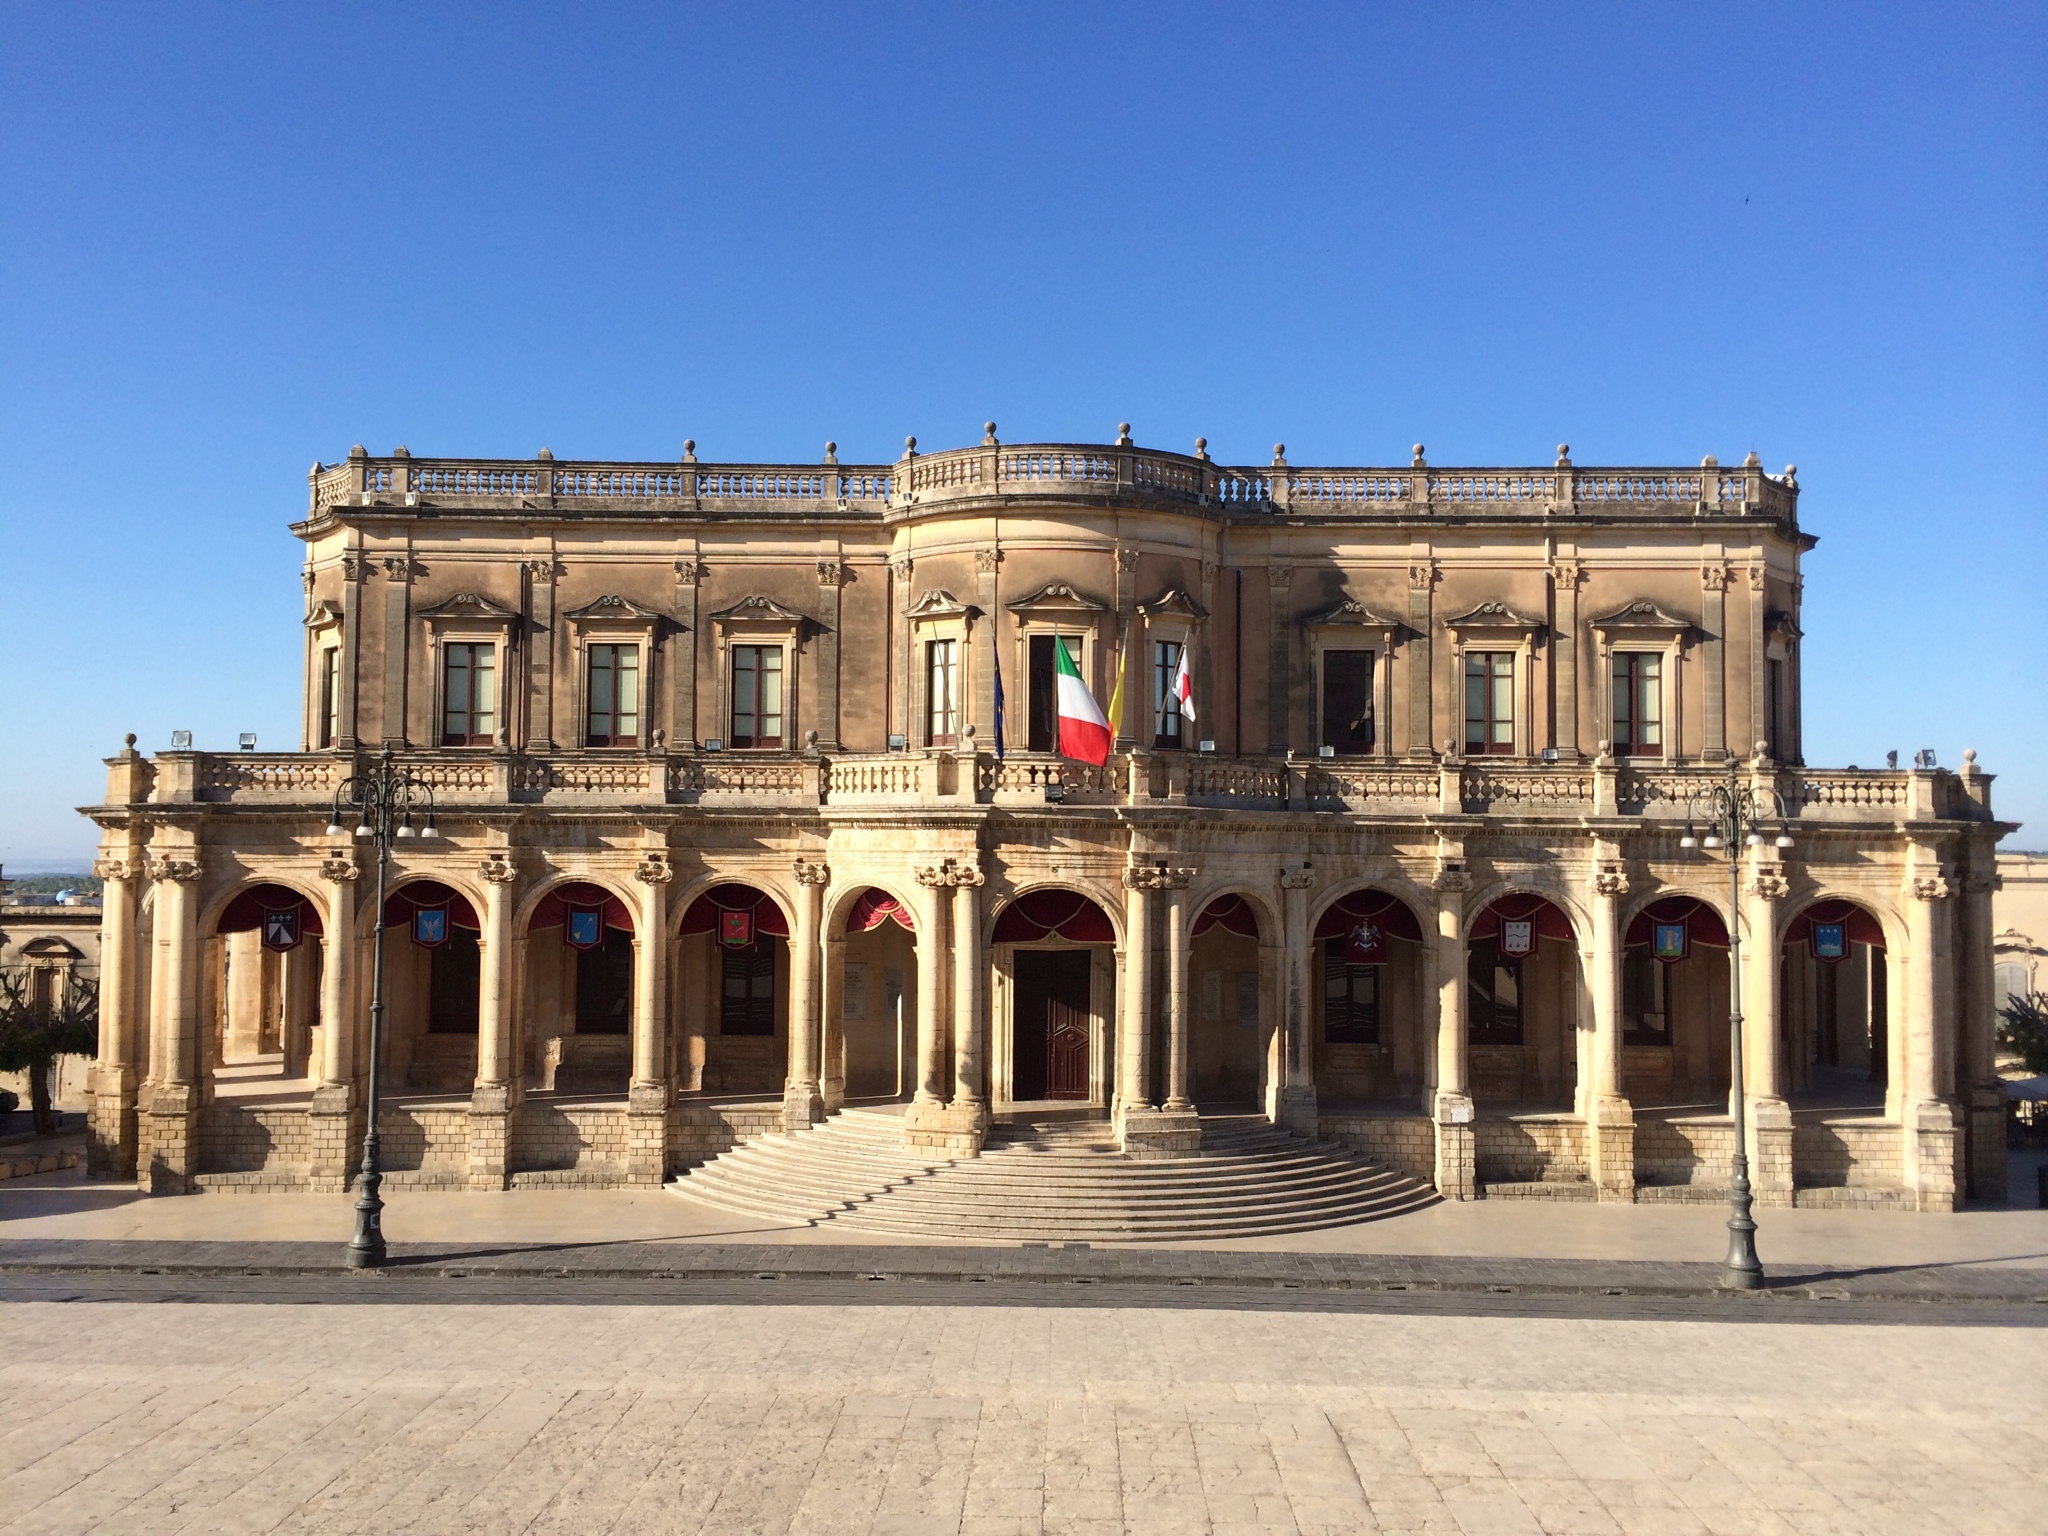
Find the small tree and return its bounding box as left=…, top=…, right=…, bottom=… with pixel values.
left=1998, top=991, right=2048, bottom=1078
left=0, top=969, right=98, bottom=1137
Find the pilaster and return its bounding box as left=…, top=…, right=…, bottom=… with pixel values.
left=672, top=555, right=702, bottom=748
left=138, top=851, right=201, bottom=1194
left=815, top=552, right=844, bottom=750
left=1405, top=549, right=1438, bottom=758
left=1549, top=557, right=1583, bottom=757
left=1700, top=557, right=1729, bottom=759
left=380, top=554, right=412, bottom=748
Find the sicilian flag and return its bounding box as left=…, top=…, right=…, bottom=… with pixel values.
left=1170, top=644, right=1196, bottom=723
left=1054, top=637, right=1112, bottom=765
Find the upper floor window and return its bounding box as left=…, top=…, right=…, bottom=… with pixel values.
left=1766, top=659, right=1785, bottom=759
left=1152, top=640, right=1185, bottom=748
left=318, top=648, right=340, bottom=749
left=926, top=639, right=959, bottom=747
left=441, top=643, right=496, bottom=746
left=1612, top=652, right=1663, bottom=757
left=1463, top=652, right=1514, bottom=755
left=730, top=644, right=784, bottom=749
left=1026, top=633, right=1086, bottom=752
left=1321, top=650, right=1375, bottom=755
left=586, top=644, right=640, bottom=748
left=1322, top=940, right=1380, bottom=1044
left=1467, top=937, right=1524, bottom=1045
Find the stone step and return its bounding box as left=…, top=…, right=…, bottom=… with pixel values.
left=1479, top=1180, right=1596, bottom=1201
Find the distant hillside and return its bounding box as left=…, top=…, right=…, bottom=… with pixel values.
left=4, top=873, right=102, bottom=904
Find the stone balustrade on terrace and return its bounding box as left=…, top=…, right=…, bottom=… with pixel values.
left=307, top=438, right=1799, bottom=522
left=139, top=750, right=1990, bottom=825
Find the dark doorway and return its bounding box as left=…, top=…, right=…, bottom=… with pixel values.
left=576, top=928, right=634, bottom=1033
left=1012, top=948, right=1092, bottom=1101
left=429, top=928, right=481, bottom=1033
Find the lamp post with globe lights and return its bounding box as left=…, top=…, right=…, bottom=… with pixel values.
left=1679, top=763, right=1794, bottom=1290
left=325, top=747, right=439, bottom=1268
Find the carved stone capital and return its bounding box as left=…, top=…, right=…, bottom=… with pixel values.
left=815, top=560, right=844, bottom=589
left=947, top=862, right=986, bottom=889
left=1408, top=562, right=1441, bottom=592
left=1700, top=563, right=1731, bottom=592
left=973, top=549, right=1002, bottom=575
left=1966, top=873, right=2002, bottom=896
left=792, top=858, right=830, bottom=888
left=634, top=853, right=674, bottom=886
left=1278, top=865, right=1317, bottom=891
left=1433, top=867, right=1472, bottom=895
left=148, top=854, right=201, bottom=884
left=1747, top=868, right=1791, bottom=901
left=478, top=853, right=517, bottom=885
left=381, top=555, right=414, bottom=584
left=319, top=854, right=360, bottom=884
left=1550, top=560, right=1585, bottom=592
left=1912, top=874, right=1952, bottom=901
left=521, top=557, right=561, bottom=582
left=1747, top=564, right=1768, bottom=592
left=891, top=557, right=914, bottom=584
left=1266, top=563, right=1293, bottom=591
left=92, top=856, right=140, bottom=883
left=673, top=558, right=704, bottom=585
left=1116, top=546, right=1141, bottom=574
left=1593, top=865, right=1630, bottom=898
left=914, top=864, right=949, bottom=889
left=340, top=552, right=367, bottom=583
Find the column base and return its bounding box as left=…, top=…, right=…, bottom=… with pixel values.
left=781, top=1083, right=824, bottom=1136
left=86, top=1066, right=137, bottom=1180
left=1746, top=1096, right=1794, bottom=1208
left=903, top=1098, right=987, bottom=1157
left=137, top=1082, right=199, bottom=1196
left=1276, top=1084, right=1319, bottom=1138
left=627, top=1081, right=670, bottom=1187
left=1905, top=1097, right=1959, bottom=1214
left=1966, top=1082, right=2009, bottom=1203
left=308, top=1080, right=359, bottom=1194
left=1433, top=1091, right=1476, bottom=1201
left=1119, top=1107, right=1201, bottom=1159
left=1587, top=1095, right=1636, bottom=1204
left=466, top=1083, right=514, bottom=1191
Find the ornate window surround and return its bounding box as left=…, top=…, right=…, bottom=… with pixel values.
left=1591, top=600, right=1695, bottom=761
left=303, top=599, right=344, bottom=752
left=1300, top=597, right=1400, bottom=759
left=708, top=594, right=809, bottom=751
left=417, top=592, right=519, bottom=750
left=905, top=589, right=974, bottom=750
left=1443, top=602, right=1546, bottom=759
left=1135, top=589, right=1208, bottom=749
left=1004, top=582, right=1109, bottom=753
left=563, top=595, right=663, bottom=750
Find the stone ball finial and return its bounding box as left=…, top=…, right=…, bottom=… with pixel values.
left=983, top=421, right=998, bottom=445
left=682, top=439, right=696, bottom=459
left=1411, top=443, right=1426, bottom=468
left=1117, top=422, right=1133, bottom=445
left=904, top=435, right=917, bottom=452
left=1784, top=464, right=1798, bottom=484
left=1272, top=443, right=1287, bottom=466
left=1555, top=443, right=1571, bottom=466
left=1194, top=436, right=1208, bottom=460
left=1743, top=450, right=1761, bottom=467
left=124, top=732, right=137, bottom=750
left=824, top=441, right=838, bottom=463
left=1964, top=748, right=1978, bottom=767
left=536, top=447, right=553, bottom=460
left=962, top=722, right=977, bottom=741
left=1701, top=453, right=1718, bottom=467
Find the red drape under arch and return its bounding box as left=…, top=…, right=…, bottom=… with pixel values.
left=677, top=884, right=790, bottom=938
left=991, top=889, right=1115, bottom=944
left=843, top=887, right=915, bottom=934
left=1468, top=893, right=1575, bottom=943
left=1623, top=896, right=1729, bottom=949
left=529, top=881, right=633, bottom=936
left=380, top=879, right=481, bottom=931
left=1313, top=889, right=1423, bottom=942
left=1192, top=894, right=1261, bottom=939
left=216, top=884, right=325, bottom=937
left=1783, top=899, right=1886, bottom=951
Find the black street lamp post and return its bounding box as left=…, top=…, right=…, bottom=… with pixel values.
left=1681, top=762, right=1792, bottom=1290
left=326, top=746, right=438, bottom=1269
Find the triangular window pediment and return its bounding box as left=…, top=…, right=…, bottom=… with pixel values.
left=1591, top=600, right=1694, bottom=633
left=304, top=599, right=343, bottom=631
left=563, top=594, right=664, bottom=624
left=1136, top=588, right=1209, bottom=621
left=906, top=589, right=971, bottom=621
left=1443, top=601, right=1545, bottom=633
left=416, top=592, right=519, bottom=625
left=708, top=594, right=811, bottom=626
left=1300, top=597, right=1402, bottom=629
left=1005, top=581, right=1107, bottom=615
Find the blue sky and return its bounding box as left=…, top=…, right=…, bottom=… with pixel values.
left=2, top=3, right=2043, bottom=866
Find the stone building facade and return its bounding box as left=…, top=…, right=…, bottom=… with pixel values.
left=82, top=431, right=2010, bottom=1209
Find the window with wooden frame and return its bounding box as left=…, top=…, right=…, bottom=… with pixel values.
left=1463, top=652, right=1515, bottom=755
left=1766, top=658, right=1784, bottom=759
left=1322, top=941, right=1380, bottom=1044
left=441, top=643, right=497, bottom=746
left=1152, top=639, right=1185, bottom=748
left=1611, top=652, right=1663, bottom=757
left=318, top=648, right=340, bottom=749
left=1466, top=937, right=1524, bottom=1045
left=720, top=938, right=777, bottom=1035
left=1026, top=632, right=1088, bottom=752
left=926, top=638, right=960, bottom=747
left=1321, top=650, right=1376, bottom=755
left=585, top=643, right=641, bottom=747
left=730, top=644, right=785, bottom=748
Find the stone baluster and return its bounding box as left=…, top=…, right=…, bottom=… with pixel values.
left=783, top=858, right=828, bottom=1133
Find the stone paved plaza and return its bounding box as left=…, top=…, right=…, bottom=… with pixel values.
left=1, top=1296, right=2041, bottom=1535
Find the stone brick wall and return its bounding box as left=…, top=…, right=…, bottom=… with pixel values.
left=1634, top=1115, right=1736, bottom=1189
left=1474, top=1116, right=1587, bottom=1183
left=510, top=1102, right=632, bottom=1173
left=1792, top=1117, right=1902, bottom=1189
left=669, top=1102, right=783, bottom=1170
left=376, top=1106, right=469, bottom=1173
left=197, top=1105, right=314, bottom=1172
left=1318, top=1113, right=1434, bottom=1180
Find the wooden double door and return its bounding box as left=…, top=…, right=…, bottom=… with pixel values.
left=1011, top=948, right=1092, bottom=1101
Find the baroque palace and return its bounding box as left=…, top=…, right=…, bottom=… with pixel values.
left=82, top=428, right=2010, bottom=1220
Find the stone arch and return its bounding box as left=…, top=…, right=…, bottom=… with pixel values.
left=1185, top=885, right=1280, bottom=1108
left=1779, top=892, right=1893, bottom=1106
left=826, top=882, right=922, bottom=1102
left=199, top=874, right=330, bottom=939
left=671, top=878, right=793, bottom=1096
left=516, top=871, right=640, bottom=939
left=983, top=879, right=1124, bottom=948
left=987, top=882, right=1119, bottom=1110
left=521, top=874, right=640, bottom=1095
left=1303, top=884, right=1432, bottom=1106
left=1618, top=890, right=1733, bottom=1108
left=374, top=875, right=488, bottom=1093
left=824, top=879, right=920, bottom=940
left=1464, top=887, right=1583, bottom=1108
left=199, top=877, right=331, bottom=1081
left=1466, top=878, right=1593, bottom=950
left=667, top=868, right=797, bottom=941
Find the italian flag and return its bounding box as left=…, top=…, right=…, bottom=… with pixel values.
left=1055, top=638, right=1113, bottom=765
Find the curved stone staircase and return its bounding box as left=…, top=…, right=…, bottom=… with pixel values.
left=671, top=1105, right=1438, bottom=1242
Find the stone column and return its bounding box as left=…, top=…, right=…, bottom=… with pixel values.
left=783, top=858, right=828, bottom=1134
left=1122, top=866, right=1199, bottom=1156
left=1742, top=862, right=1793, bottom=1206
left=1963, top=866, right=2008, bottom=1202
left=224, top=928, right=265, bottom=1061
left=1432, top=867, right=1475, bottom=1199
left=1904, top=862, right=1958, bottom=1212
left=310, top=852, right=359, bottom=1193
left=1164, top=878, right=1192, bottom=1112
left=140, top=852, right=201, bottom=1194
left=911, top=870, right=948, bottom=1105
left=87, top=854, right=141, bottom=1178
left=1276, top=862, right=1318, bottom=1135
left=468, top=852, right=518, bottom=1191
left=1119, top=866, right=1155, bottom=1126
left=625, top=851, right=675, bottom=1183
left=950, top=863, right=987, bottom=1121
left=1586, top=856, right=1635, bottom=1202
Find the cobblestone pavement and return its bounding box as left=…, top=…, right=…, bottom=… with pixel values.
left=1, top=1299, right=2041, bottom=1534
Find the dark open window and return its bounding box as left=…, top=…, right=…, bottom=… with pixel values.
left=319, top=648, right=340, bottom=748
left=1321, top=650, right=1375, bottom=755
left=730, top=644, right=784, bottom=748
left=1463, top=652, right=1514, bottom=755
left=1467, top=937, right=1524, bottom=1045
left=926, top=638, right=959, bottom=746
left=1153, top=640, right=1184, bottom=747
left=1766, top=658, right=1784, bottom=758
left=1612, top=652, right=1663, bottom=757
left=441, top=643, right=496, bottom=746
left=585, top=643, right=640, bottom=747
left=428, top=928, right=481, bottom=1034
left=1322, top=940, right=1380, bottom=1043
left=1027, top=634, right=1083, bottom=752
left=720, top=937, right=778, bottom=1035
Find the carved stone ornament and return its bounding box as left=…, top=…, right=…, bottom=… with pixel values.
left=1966, top=873, right=2002, bottom=896
left=914, top=864, right=950, bottom=888
left=1434, top=864, right=1472, bottom=894
left=673, top=557, right=704, bottom=585
left=1748, top=564, right=1768, bottom=591
left=891, top=557, right=914, bottom=584
left=635, top=853, right=674, bottom=885
left=478, top=853, right=517, bottom=885
left=973, top=549, right=1002, bottom=575
left=1747, top=868, right=1791, bottom=901
left=91, top=856, right=139, bottom=883
left=1115, top=547, right=1140, bottom=574
left=520, top=557, right=561, bottom=582
left=1408, top=562, right=1441, bottom=591
left=1701, top=563, right=1731, bottom=592
left=1550, top=561, right=1585, bottom=592
left=1161, top=867, right=1196, bottom=890
left=147, top=854, right=200, bottom=884
left=382, top=556, right=414, bottom=584
left=1278, top=864, right=1317, bottom=891
left=339, top=552, right=366, bottom=583
left=1912, top=874, right=1952, bottom=901
left=816, top=560, right=844, bottom=588
left=319, top=854, right=360, bottom=884
left=1006, top=581, right=1107, bottom=614
left=1593, top=865, right=1630, bottom=897
left=792, top=858, right=830, bottom=888
left=1266, top=564, right=1294, bottom=591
